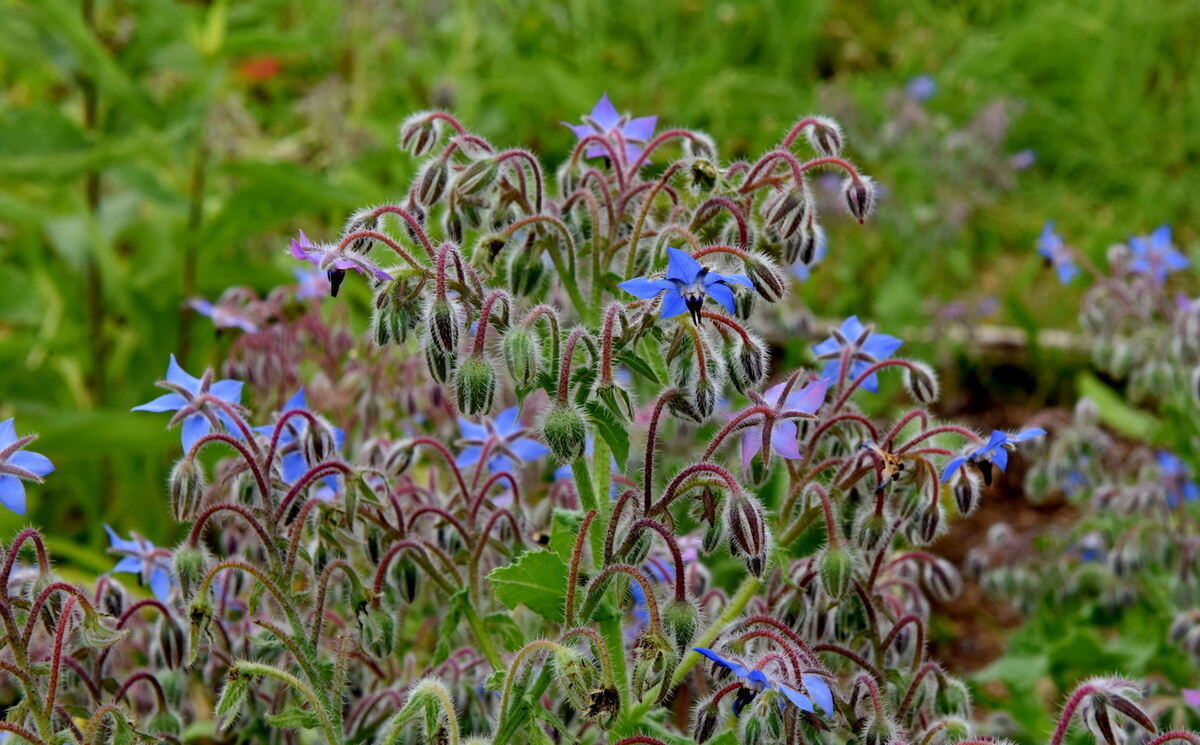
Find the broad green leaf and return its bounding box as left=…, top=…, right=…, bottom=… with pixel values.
left=1077, top=372, right=1160, bottom=440
left=265, top=706, right=321, bottom=730
left=583, top=400, right=630, bottom=469
left=488, top=549, right=568, bottom=623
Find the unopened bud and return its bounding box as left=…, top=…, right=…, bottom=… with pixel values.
left=416, top=158, right=450, bottom=206
left=455, top=158, right=499, bottom=196
left=631, top=631, right=676, bottom=701
left=424, top=342, right=456, bottom=385
left=542, top=404, right=587, bottom=462
left=818, top=544, right=856, bottom=598
left=169, top=457, right=206, bottom=522
left=924, top=557, right=962, bottom=603
left=854, top=510, right=890, bottom=553
left=155, top=616, right=186, bottom=670
left=729, top=335, right=768, bottom=394
left=903, top=361, right=940, bottom=404
left=554, top=646, right=598, bottom=711
left=455, top=355, right=497, bottom=416
left=690, top=158, right=719, bottom=193
left=685, top=131, right=718, bottom=160
left=693, top=696, right=720, bottom=743
left=935, top=678, right=972, bottom=717
left=805, top=117, right=843, bottom=157
left=173, top=544, right=207, bottom=601
left=726, top=492, right=769, bottom=576
left=762, top=187, right=810, bottom=240
left=398, top=113, right=441, bottom=156
left=502, top=326, right=541, bottom=388
left=693, top=377, right=718, bottom=420
left=745, top=254, right=788, bottom=303
left=426, top=297, right=461, bottom=354
left=953, top=470, right=982, bottom=515
left=662, top=599, right=700, bottom=655
left=842, top=176, right=876, bottom=223
left=215, top=668, right=250, bottom=732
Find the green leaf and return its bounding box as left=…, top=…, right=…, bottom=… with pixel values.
left=265, top=706, right=321, bottom=730
left=433, top=588, right=469, bottom=664
left=484, top=611, right=526, bottom=652
left=548, top=509, right=584, bottom=561
left=615, top=349, right=660, bottom=384
left=1077, top=372, right=1160, bottom=440
left=583, top=400, right=630, bottom=469
left=488, top=550, right=569, bottom=623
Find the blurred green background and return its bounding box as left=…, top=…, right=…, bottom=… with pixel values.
left=1, top=0, right=1198, bottom=559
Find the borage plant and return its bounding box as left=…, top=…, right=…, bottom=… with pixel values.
left=2, top=99, right=1193, bottom=745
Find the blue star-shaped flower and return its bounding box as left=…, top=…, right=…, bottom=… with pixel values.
left=105, top=524, right=173, bottom=603
left=0, top=419, right=54, bottom=516
left=619, top=247, right=753, bottom=324
left=132, top=355, right=245, bottom=452
left=1036, top=221, right=1079, bottom=285
left=562, top=93, right=658, bottom=161
left=905, top=74, right=937, bottom=103
left=456, top=407, right=550, bottom=474
left=187, top=297, right=260, bottom=333
left=253, top=388, right=346, bottom=497
left=940, top=428, right=1045, bottom=486
left=813, top=316, right=903, bottom=393
left=694, top=647, right=833, bottom=717
left=736, top=377, right=830, bottom=472
left=1129, top=225, right=1187, bottom=285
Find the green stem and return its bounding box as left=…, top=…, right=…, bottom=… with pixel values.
left=463, top=603, right=504, bottom=671
left=572, top=459, right=603, bottom=566
left=236, top=661, right=342, bottom=744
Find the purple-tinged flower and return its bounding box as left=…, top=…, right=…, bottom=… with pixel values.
left=1129, top=225, right=1187, bottom=285
left=619, top=247, right=753, bottom=324
left=1076, top=531, right=1105, bottom=563
left=693, top=647, right=832, bottom=716
left=105, top=524, right=173, bottom=602
left=456, top=406, right=549, bottom=473
left=905, top=74, right=937, bottom=103
left=187, top=298, right=259, bottom=333
left=562, top=93, right=657, bottom=161
left=813, top=316, right=903, bottom=393
left=288, top=230, right=392, bottom=297
left=253, top=388, right=346, bottom=497
left=294, top=267, right=331, bottom=300
left=736, top=378, right=830, bottom=472
left=0, top=419, right=54, bottom=516
left=1184, top=689, right=1200, bottom=707
left=1157, top=451, right=1199, bottom=507
left=940, top=428, right=1045, bottom=486
left=132, top=355, right=245, bottom=452
left=1036, top=221, right=1079, bottom=284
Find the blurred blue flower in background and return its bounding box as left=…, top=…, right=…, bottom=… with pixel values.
left=456, top=407, right=549, bottom=473
left=1129, top=225, right=1187, bottom=285
left=105, top=525, right=173, bottom=602
left=0, top=419, right=54, bottom=516
left=1036, top=221, right=1079, bottom=284
left=906, top=74, right=937, bottom=103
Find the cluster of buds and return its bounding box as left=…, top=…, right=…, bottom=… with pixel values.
left=0, top=100, right=1188, bottom=745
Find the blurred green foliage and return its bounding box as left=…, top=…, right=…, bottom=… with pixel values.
left=0, top=0, right=1198, bottom=565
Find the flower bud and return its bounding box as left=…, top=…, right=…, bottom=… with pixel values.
left=216, top=669, right=250, bottom=732
left=507, top=243, right=549, bottom=297
left=169, top=456, right=206, bottom=522
left=842, top=176, right=876, bottom=224
left=690, top=158, right=719, bottom=193
left=903, top=361, right=940, bottom=405
left=861, top=716, right=895, bottom=745
left=762, top=187, right=809, bottom=240
left=585, top=686, right=620, bottom=728
left=554, top=646, right=599, bottom=712
left=726, top=336, right=767, bottom=395
left=155, top=616, right=186, bottom=670
left=745, top=253, right=788, bottom=303
left=692, top=695, right=720, bottom=743
left=416, top=158, right=450, bottom=206
left=924, top=557, right=963, bottom=603
left=935, top=678, right=972, bottom=717
left=909, top=505, right=942, bottom=546
left=692, top=377, right=718, bottom=420
left=81, top=610, right=127, bottom=648
left=662, top=599, right=700, bottom=655
left=853, top=509, right=890, bottom=553
left=818, top=544, right=856, bottom=598
left=455, top=158, right=499, bottom=196
left=685, top=131, right=718, bottom=160
left=186, top=598, right=213, bottom=667
left=173, top=544, right=207, bottom=601
left=805, top=116, right=843, bottom=157
left=455, top=355, right=497, bottom=416
left=425, top=342, right=456, bottom=385
left=502, top=326, right=541, bottom=388
left=631, top=630, right=676, bottom=701
left=542, top=404, right=587, bottom=462
left=303, top=418, right=338, bottom=467
left=356, top=606, right=396, bottom=658
left=726, top=492, right=770, bottom=577
left=953, top=470, right=982, bottom=516
left=426, top=297, right=461, bottom=354
left=398, top=113, right=441, bottom=156
left=444, top=208, right=464, bottom=245
left=792, top=216, right=826, bottom=267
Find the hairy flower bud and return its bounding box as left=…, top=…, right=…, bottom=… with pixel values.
left=924, top=557, right=963, bottom=603
left=853, top=509, right=890, bottom=553
left=693, top=695, right=720, bottom=744
left=805, top=116, right=844, bottom=157
left=690, top=158, right=719, bottom=193
left=302, top=418, right=338, bottom=467
left=762, top=187, right=810, bottom=240
left=416, top=158, right=450, bottom=206
left=554, top=646, right=599, bottom=712
left=935, top=678, right=973, bottom=717
left=903, top=361, right=940, bottom=404
left=398, top=113, right=441, bottom=156
left=455, top=355, right=497, bottom=416
left=455, top=158, right=499, bottom=196
left=356, top=606, right=396, bottom=658
left=186, top=598, right=213, bottom=667
left=745, top=253, right=788, bottom=303
left=818, top=544, right=856, bottom=598
left=842, top=176, right=876, bottom=224
left=426, top=297, right=461, bottom=354
left=692, top=376, right=718, bottom=420
left=631, top=630, right=676, bottom=701
left=425, top=340, right=457, bottom=386
left=662, top=599, right=700, bottom=655
left=502, top=326, right=541, bottom=388
left=173, top=544, right=207, bottom=601
left=728, top=335, right=768, bottom=394
left=953, top=470, right=982, bottom=516
left=726, top=492, right=770, bottom=577
left=155, top=616, right=186, bottom=670
left=169, top=456, right=206, bottom=522
left=542, top=404, right=587, bottom=462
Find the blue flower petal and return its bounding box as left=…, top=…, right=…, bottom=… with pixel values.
left=590, top=93, right=621, bottom=130
left=940, top=455, right=968, bottom=483
left=665, top=247, right=703, bottom=283
left=131, top=393, right=187, bottom=413
left=707, top=282, right=736, bottom=314
left=0, top=475, right=26, bottom=515
left=802, top=674, right=834, bottom=716
left=617, top=277, right=674, bottom=299
left=777, top=683, right=815, bottom=713
left=8, top=450, right=54, bottom=479
left=181, top=415, right=211, bottom=453
left=659, top=291, right=688, bottom=319
left=166, top=354, right=201, bottom=392
left=456, top=446, right=483, bottom=469
left=150, top=568, right=172, bottom=603
left=991, top=446, right=1009, bottom=472
left=509, top=437, right=551, bottom=463
left=209, top=379, right=244, bottom=404
left=693, top=647, right=751, bottom=679
left=494, top=407, right=522, bottom=436
left=0, top=419, right=15, bottom=448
